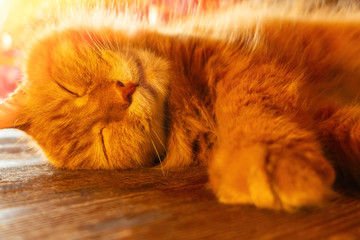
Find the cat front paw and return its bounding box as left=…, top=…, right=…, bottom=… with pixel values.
left=209, top=144, right=336, bottom=211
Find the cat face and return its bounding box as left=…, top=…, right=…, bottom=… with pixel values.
left=0, top=31, right=170, bottom=169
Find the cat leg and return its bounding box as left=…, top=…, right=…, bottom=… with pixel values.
left=318, top=105, right=360, bottom=185
left=162, top=103, right=213, bottom=169
left=209, top=81, right=335, bottom=211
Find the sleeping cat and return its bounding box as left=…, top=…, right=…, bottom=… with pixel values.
left=1, top=2, right=360, bottom=211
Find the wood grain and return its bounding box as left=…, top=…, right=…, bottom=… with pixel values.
left=1, top=129, right=360, bottom=240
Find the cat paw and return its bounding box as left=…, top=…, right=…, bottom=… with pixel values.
left=209, top=144, right=336, bottom=211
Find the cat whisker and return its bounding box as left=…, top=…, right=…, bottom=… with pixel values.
left=86, top=31, right=103, bottom=53
left=87, top=27, right=110, bottom=53
left=114, top=34, right=121, bottom=51
left=97, top=32, right=109, bottom=50
left=99, top=31, right=109, bottom=49
left=151, top=128, right=167, bottom=153
left=102, top=31, right=114, bottom=51
left=149, top=136, right=165, bottom=177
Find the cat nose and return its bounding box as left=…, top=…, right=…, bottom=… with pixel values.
left=120, top=82, right=138, bottom=103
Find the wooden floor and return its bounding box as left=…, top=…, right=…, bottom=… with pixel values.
left=1, top=130, right=360, bottom=240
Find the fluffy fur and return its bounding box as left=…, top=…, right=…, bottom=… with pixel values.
left=1, top=1, right=360, bottom=211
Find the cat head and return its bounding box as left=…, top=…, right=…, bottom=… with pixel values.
left=0, top=29, right=170, bottom=169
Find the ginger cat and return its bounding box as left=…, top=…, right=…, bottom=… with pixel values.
left=1, top=1, right=360, bottom=211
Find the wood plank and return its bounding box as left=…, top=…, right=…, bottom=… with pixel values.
left=1, top=129, right=360, bottom=240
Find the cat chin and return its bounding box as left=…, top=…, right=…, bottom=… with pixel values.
left=99, top=119, right=161, bottom=169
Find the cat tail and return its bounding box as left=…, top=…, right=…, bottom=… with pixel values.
left=0, top=89, right=26, bottom=129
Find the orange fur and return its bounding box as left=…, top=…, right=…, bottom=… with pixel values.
left=1, top=2, right=360, bottom=210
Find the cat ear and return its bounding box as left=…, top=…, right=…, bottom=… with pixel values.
left=0, top=89, right=25, bottom=129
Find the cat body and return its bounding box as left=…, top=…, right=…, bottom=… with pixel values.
left=1, top=3, right=360, bottom=210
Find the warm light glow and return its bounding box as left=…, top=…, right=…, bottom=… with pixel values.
left=148, top=6, right=158, bottom=25
left=0, top=0, right=11, bottom=34
left=1, top=32, right=12, bottom=51
left=1, top=0, right=59, bottom=39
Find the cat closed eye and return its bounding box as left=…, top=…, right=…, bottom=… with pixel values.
left=55, top=81, right=79, bottom=97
